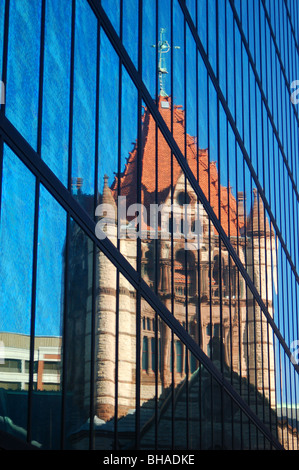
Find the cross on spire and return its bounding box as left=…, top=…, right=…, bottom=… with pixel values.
left=152, top=28, right=180, bottom=97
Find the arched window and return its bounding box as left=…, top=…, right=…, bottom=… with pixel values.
left=176, top=191, right=191, bottom=206
left=212, top=255, right=220, bottom=286
left=175, top=340, right=183, bottom=373
left=212, top=254, right=228, bottom=297
left=174, top=250, right=196, bottom=297
left=142, top=336, right=148, bottom=371
left=150, top=337, right=161, bottom=373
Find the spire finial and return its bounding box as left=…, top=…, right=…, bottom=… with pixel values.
left=151, top=28, right=180, bottom=97
left=104, top=174, right=109, bottom=186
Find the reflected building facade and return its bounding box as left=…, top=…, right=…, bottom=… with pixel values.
left=91, top=95, right=279, bottom=449
left=0, top=0, right=299, bottom=451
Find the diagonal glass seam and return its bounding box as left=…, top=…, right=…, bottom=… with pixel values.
left=230, top=0, right=299, bottom=207
left=88, top=0, right=299, bottom=361
left=90, top=0, right=299, bottom=301
left=0, top=0, right=9, bottom=120
left=282, top=0, right=299, bottom=55
left=0, top=117, right=284, bottom=450
left=261, top=0, right=299, bottom=102
left=179, top=0, right=299, bottom=288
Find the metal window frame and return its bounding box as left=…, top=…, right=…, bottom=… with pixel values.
left=1, top=0, right=298, bottom=451
left=230, top=0, right=299, bottom=279
left=0, top=44, right=281, bottom=459
left=86, top=0, right=299, bottom=381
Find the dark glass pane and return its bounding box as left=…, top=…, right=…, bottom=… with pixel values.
left=142, top=337, right=149, bottom=371
left=64, top=221, right=94, bottom=449
left=31, top=185, right=67, bottom=449
left=156, top=322, right=173, bottom=450
left=140, top=302, right=156, bottom=449
left=173, top=335, right=187, bottom=449
left=187, top=352, right=200, bottom=449
left=116, top=273, right=136, bottom=449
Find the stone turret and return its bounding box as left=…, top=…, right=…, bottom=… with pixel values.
left=246, top=188, right=277, bottom=410
left=96, top=176, right=137, bottom=421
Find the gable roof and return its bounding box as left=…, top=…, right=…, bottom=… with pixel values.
left=111, top=96, right=242, bottom=237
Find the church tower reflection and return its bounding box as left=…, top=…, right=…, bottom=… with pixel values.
left=91, top=89, right=279, bottom=448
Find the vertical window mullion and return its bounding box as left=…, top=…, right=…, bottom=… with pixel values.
left=154, top=0, right=160, bottom=449
left=61, top=0, right=76, bottom=450
left=206, top=0, right=214, bottom=449
left=183, top=13, right=189, bottom=451
left=114, top=0, right=123, bottom=449
left=89, top=17, right=101, bottom=451
left=27, top=0, right=45, bottom=446
left=154, top=0, right=159, bottom=450
left=195, top=0, right=202, bottom=450
left=0, top=0, right=9, bottom=218
left=135, top=0, right=143, bottom=451
left=170, top=0, right=175, bottom=451
left=215, top=0, right=224, bottom=449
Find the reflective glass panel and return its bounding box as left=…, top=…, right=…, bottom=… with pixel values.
left=64, top=220, right=94, bottom=449
left=6, top=0, right=41, bottom=149
left=1, top=0, right=299, bottom=452
left=71, top=0, right=97, bottom=212
left=41, top=0, right=72, bottom=186
left=0, top=145, right=35, bottom=444
left=30, top=185, right=67, bottom=449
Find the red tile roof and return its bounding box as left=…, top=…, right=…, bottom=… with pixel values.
left=111, top=96, right=241, bottom=237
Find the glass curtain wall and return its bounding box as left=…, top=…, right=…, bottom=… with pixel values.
left=0, top=0, right=298, bottom=450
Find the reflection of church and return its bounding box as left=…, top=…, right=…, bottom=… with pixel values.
left=0, top=95, right=292, bottom=450
left=95, top=94, right=278, bottom=437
